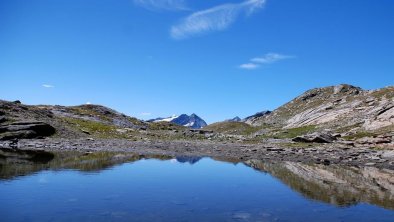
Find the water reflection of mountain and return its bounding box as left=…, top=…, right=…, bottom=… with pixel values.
left=175, top=156, right=202, bottom=164
left=244, top=160, right=394, bottom=210
left=0, top=149, right=172, bottom=180
left=2, top=149, right=394, bottom=210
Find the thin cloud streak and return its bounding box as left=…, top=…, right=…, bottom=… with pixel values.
left=134, top=0, right=188, bottom=11
left=170, top=0, right=266, bottom=39
left=251, top=53, right=295, bottom=64
left=239, top=53, right=294, bottom=70
left=239, top=63, right=259, bottom=70
left=42, top=84, right=54, bottom=88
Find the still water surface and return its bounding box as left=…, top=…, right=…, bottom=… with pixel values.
left=1, top=152, right=394, bottom=221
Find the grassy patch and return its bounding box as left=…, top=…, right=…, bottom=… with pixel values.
left=335, top=123, right=362, bottom=133
left=148, top=122, right=185, bottom=131
left=203, top=122, right=260, bottom=135
left=61, top=117, right=130, bottom=139
left=271, top=125, right=317, bottom=139
left=343, top=131, right=377, bottom=140
left=370, top=87, right=394, bottom=100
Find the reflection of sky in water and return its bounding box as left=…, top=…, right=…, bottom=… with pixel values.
left=1, top=158, right=394, bottom=222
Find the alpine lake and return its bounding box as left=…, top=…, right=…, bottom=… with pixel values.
left=1, top=150, right=394, bottom=222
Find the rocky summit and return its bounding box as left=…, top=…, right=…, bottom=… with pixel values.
left=148, top=113, right=207, bottom=129
left=224, top=116, right=242, bottom=122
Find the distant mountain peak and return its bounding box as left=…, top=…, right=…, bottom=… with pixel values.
left=148, top=113, right=207, bottom=129
left=225, top=116, right=242, bottom=122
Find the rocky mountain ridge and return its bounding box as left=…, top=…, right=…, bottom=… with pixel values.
left=202, top=84, right=393, bottom=147
left=249, top=84, right=394, bottom=135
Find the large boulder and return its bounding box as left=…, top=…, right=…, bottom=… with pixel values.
left=0, top=121, right=56, bottom=140
left=292, top=132, right=337, bottom=143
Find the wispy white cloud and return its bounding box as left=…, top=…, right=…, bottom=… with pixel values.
left=42, top=84, right=54, bottom=88
left=239, top=53, right=294, bottom=70
left=239, top=63, right=259, bottom=70
left=134, top=0, right=188, bottom=11
left=251, top=53, right=294, bottom=64
left=86, top=102, right=92, bottom=105
left=170, top=0, right=266, bottom=39
left=140, top=112, right=152, bottom=116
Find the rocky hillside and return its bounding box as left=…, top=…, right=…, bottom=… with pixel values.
left=0, top=100, right=209, bottom=141
left=1, top=84, right=393, bottom=145
left=201, top=84, right=393, bottom=146
left=250, top=84, right=393, bottom=133
left=243, top=84, right=394, bottom=139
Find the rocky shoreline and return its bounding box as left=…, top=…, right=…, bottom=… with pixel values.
left=1, top=138, right=394, bottom=170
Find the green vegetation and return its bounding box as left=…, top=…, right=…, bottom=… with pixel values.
left=61, top=117, right=131, bottom=139
left=69, top=106, right=113, bottom=122
left=343, top=131, right=377, bottom=140
left=336, top=123, right=362, bottom=133
left=270, top=125, right=317, bottom=139
left=148, top=121, right=184, bottom=131
left=370, top=87, right=394, bottom=100
left=203, top=122, right=260, bottom=135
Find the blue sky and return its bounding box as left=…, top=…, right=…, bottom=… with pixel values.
left=0, top=0, right=393, bottom=123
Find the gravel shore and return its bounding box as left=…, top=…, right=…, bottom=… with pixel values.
left=1, top=138, right=394, bottom=170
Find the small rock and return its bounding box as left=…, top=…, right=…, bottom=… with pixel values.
left=365, top=162, right=376, bottom=166
left=267, top=148, right=284, bottom=152
left=381, top=151, right=394, bottom=159
left=81, top=129, right=91, bottom=135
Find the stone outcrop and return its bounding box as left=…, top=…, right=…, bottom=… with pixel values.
left=292, top=132, right=337, bottom=143
left=0, top=121, right=56, bottom=140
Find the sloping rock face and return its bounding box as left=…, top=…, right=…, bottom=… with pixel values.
left=249, top=84, right=394, bottom=133
left=0, top=121, right=56, bottom=140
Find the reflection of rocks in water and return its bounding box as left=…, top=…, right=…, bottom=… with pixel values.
left=0, top=150, right=173, bottom=180
left=244, top=160, right=394, bottom=210
left=176, top=156, right=202, bottom=164
left=0, top=148, right=54, bottom=164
